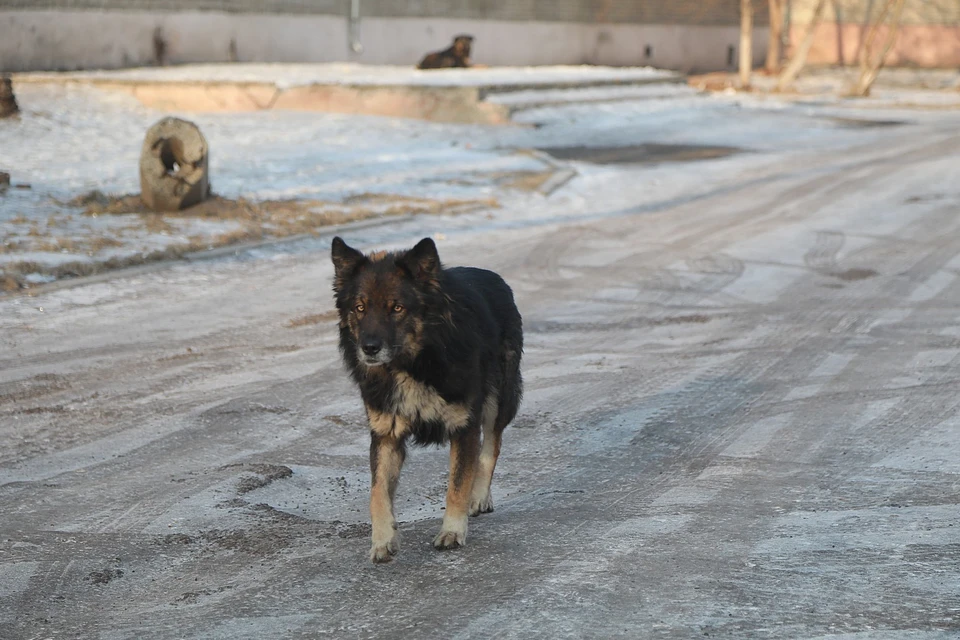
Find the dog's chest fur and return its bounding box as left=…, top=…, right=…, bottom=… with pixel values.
left=393, top=372, right=469, bottom=430
left=366, top=372, right=470, bottom=442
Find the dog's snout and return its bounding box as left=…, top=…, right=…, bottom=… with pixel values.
left=361, top=338, right=382, bottom=356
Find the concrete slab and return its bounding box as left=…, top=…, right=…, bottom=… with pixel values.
left=11, top=63, right=684, bottom=123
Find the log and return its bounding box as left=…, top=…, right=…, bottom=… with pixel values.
left=139, top=117, right=210, bottom=212
left=0, top=77, right=19, bottom=118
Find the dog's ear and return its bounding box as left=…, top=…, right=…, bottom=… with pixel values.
left=399, top=237, right=441, bottom=282
left=331, top=237, right=365, bottom=288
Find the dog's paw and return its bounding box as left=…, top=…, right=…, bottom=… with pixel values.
left=433, top=518, right=467, bottom=550
left=469, top=493, right=494, bottom=517
left=433, top=529, right=466, bottom=550
left=369, top=534, right=400, bottom=563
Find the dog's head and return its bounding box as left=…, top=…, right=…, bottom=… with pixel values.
left=331, top=237, right=441, bottom=369
left=452, top=35, right=473, bottom=59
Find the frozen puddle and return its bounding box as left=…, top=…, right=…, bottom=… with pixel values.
left=537, top=143, right=744, bottom=166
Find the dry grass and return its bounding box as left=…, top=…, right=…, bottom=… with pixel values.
left=87, top=236, right=125, bottom=252
left=2, top=190, right=500, bottom=293
left=0, top=239, right=26, bottom=254
left=2, top=275, right=21, bottom=293
left=443, top=169, right=556, bottom=193
left=500, top=170, right=555, bottom=192
left=2, top=246, right=193, bottom=288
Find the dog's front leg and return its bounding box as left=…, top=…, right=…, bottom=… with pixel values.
left=369, top=430, right=406, bottom=563
left=434, top=426, right=480, bottom=550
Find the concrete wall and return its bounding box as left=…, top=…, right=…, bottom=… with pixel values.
left=785, top=0, right=960, bottom=68
left=787, top=23, right=960, bottom=68
left=0, top=0, right=756, bottom=25
left=0, top=11, right=769, bottom=73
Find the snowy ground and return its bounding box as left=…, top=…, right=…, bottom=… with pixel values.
left=3, top=67, right=960, bottom=638
left=4, top=68, right=959, bottom=291
left=0, top=83, right=543, bottom=286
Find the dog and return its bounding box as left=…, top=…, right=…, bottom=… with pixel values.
left=417, top=35, right=474, bottom=70
left=331, top=236, right=523, bottom=563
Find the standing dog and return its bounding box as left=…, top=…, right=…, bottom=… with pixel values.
left=331, top=237, right=523, bottom=563
left=417, top=35, right=474, bottom=70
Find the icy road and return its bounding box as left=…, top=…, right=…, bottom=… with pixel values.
left=3, top=91, right=960, bottom=638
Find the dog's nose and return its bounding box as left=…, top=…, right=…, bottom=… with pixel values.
left=361, top=338, right=382, bottom=356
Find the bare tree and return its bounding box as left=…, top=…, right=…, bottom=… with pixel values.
left=766, top=0, right=784, bottom=73
left=777, top=0, right=828, bottom=91
left=740, top=0, right=754, bottom=87
left=849, top=0, right=907, bottom=97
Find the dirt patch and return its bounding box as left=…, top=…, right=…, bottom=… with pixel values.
left=223, top=463, right=293, bottom=495
left=687, top=72, right=741, bottom=92
left=538, top=144, right=742, bottom=166
left=197, top=514, right=351, bottom=555
left=904, top=193, right=947, bottom=204
left=286, top=310, right=338, bottom=328
left=248, top=502, right=314, bottom=524
left=200, top=528, right=294, bottom=555
left=211, top=404, right=291, bottom=417
left=833, top=268, right=878, bottom=281
left=528, top=314, right=714, bottom=333
left=335, top=522, right=371, bottom=539
left=261, top=344, right=301, bottom=353
left=829, top=117, right=906, bottom=129
left=0, top=373, right=71, bottom=405
left=500, top=170, right=556, bottom=191
left=447, top=169, right=558, bottom=192
left=86, top=568, right=123, bottom=585
left=157, top=347, right=200, bottom=362
left=511, top=409, right=572, bottom=431
left=18, top=404, right=68, bottom=415
left=655, top=314, right=712, bottom=325
left=2, top=276, right=21, bottom=293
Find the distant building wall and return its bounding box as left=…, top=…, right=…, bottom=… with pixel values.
left=0, top=0, right=770, bottom=72
left=786, top=0, right=960, bottom=68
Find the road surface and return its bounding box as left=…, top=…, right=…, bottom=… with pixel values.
left=3, top=108, right=960, bottom=639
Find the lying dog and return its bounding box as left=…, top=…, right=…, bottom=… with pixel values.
left=417, top=35, right=474, bottom=70
left=331, top=237, right=523, bottom=562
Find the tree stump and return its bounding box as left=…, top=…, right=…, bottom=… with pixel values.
left=0, top=77, right=19, bottom=118
left=139, top=117, right=210, bottom=212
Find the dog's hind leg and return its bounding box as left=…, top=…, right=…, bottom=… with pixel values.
left=469, top=393, right=501, bottom=516
left=434, top=426, right=480, bottom=550
left=369, top=431, right=406, bottom=563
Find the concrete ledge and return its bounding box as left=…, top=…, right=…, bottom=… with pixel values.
left=12, top=63, right=684, bottom=123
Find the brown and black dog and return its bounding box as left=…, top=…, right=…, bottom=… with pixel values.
left=331, top=237, right=523, bottom=562
left=417, top=35, right=475, bottom=70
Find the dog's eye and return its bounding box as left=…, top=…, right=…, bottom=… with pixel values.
left=355, top=303, right=365, bottom=313
left=392, top=303, right=404, bottom=313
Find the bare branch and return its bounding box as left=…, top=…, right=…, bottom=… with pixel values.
left=777, top=0, right=828, bottom=92
left=765, top=0, right=784, bottom=73
left=850, top=0, right=907, bottom=97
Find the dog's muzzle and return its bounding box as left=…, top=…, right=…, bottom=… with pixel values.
left=358, top=339, right=393, bottom=366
